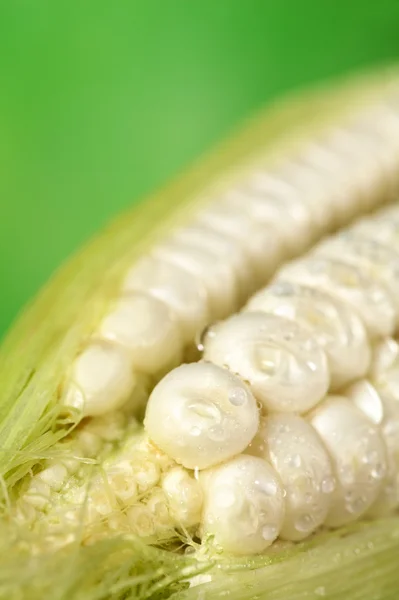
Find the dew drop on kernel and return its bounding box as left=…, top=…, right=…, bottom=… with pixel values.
left=340, top=465, right=355, bottom=485
left=370, top=463, right=385, bottom=480
left=295, top=513, right=315, bottom=533
left=287, top=453, right=302, bottom=468
left=262, top=524, right=278, bottom=541
left=228, top=387, right=248, bottom=406
left=321, top=476, right=335, bottom=494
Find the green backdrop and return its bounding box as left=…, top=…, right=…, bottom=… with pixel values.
left=1, top=0, right=399, bottom=337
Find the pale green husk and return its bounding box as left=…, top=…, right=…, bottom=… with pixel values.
left=1, top=65, right=399, bottom=600
left=1, top=518, right=399, bottom=599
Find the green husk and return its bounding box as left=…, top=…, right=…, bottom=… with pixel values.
left=1, top=517, right=399, bottom=599
left=1, top=65, right=399, bottom=600
left=177, top=518, right=399, bottom=600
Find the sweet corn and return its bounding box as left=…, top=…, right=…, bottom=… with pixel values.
left=3, top=68, right=399, bottom=600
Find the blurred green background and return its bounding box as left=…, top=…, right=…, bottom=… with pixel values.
left=1, top=0, right=399, bottom=338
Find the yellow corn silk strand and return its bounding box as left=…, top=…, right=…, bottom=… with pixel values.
left=2, top=66, right=399, bottom=600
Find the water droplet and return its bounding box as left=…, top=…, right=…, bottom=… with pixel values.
left=261, top=524, right=278, bottom=541
left=363, top=449, right=379, bottom=464
left=228, top=387, right=247, bottom=406
left=257, top=353, right=277, bottom=376
left=305, top=492, right=313, bottom=504
left=277, top=424, right=291, bottom=435
left=190, top=426, right=201, bottom=437
left=196, top=324, right=214, bottom=352
left=306, top=360, right=317, bottom=372
left=184, top=545, right=196, bottom=556
left=295, top=513, right=315, bottom=532
left=321, top=476, right=335, bottom=494
left=315, top=586, right=326, bottom=596
left=287, top=453, right=302, bottom=468
left=273, top=281, right=295, bottom=297
left=345, top=492, right=365, bottom=515
left=370, top=463, right=385, bottom=480
left=340, top=465, right=355, bottom=485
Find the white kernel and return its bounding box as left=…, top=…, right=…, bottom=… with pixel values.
left=370, top=363, right=399, bottom=515
left=200, top=455, right=284, bottom=555
left=100, top=292, right=182, bottom=374
left=153, top=238, right=238, bottom=319
left=224, top=187, right=311, bottom=255
left=132, top=460, right=160, bottom=492
left=162, top=467, right=203, bottom=527
left=62, top=341, right=137, bottom=417
left=126, top=505, right=155, bottom=538
left=77, top=430, right=103, bottom=456
left=124, top=256, right=209, bottom=344
left=314, top=232, right=399, bottom=320
left=197, top=204, right=284, bottom=287
left=24, top=479, right=51, bottom=510
left=353, top=109, right=399, bottom=196
left=246, top=282, right=371, bottom=390
left=278, top=257, right=396, bottom=340
left=37, top=464, right=68, bottom=492
left=297, top=138, right=361, bottom=225
left=173, top=224, right=253, bottom=303
left=370, top=338, right=399, bottom=379
left=345, top=380, right=384, bottom=425
left=248, top=414, right=334, bottom=541
left=247, top=169, right=313, bottom=244
left=144, top=363, right=259, bottom=470
left=203, top=312, right=329, bottom=414
left=146, top=491, right=171, bottom=529
left=15, top=500, right=37, bottom=525
left=354, top=208, right=399, bottom=255
left=267, top=159, right=334, bottom=232
left=324, top=126, right=384, bottom=210
left=309, top=395, right=387, bottom=527
left=106, top=463, right=138, bottom=505
left=59, top=456, right=80, bottom=474
left=87, top=482, right=115, bottom=517
left=351, top=214, right=399, bottom=249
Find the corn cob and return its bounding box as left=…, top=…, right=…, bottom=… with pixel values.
left=3, top=68, right=399, bottom=600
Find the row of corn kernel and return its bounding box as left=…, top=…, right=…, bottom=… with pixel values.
left=144, top=202, right=399, bottom=554
left=61, top=89, right=399, bottom=419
